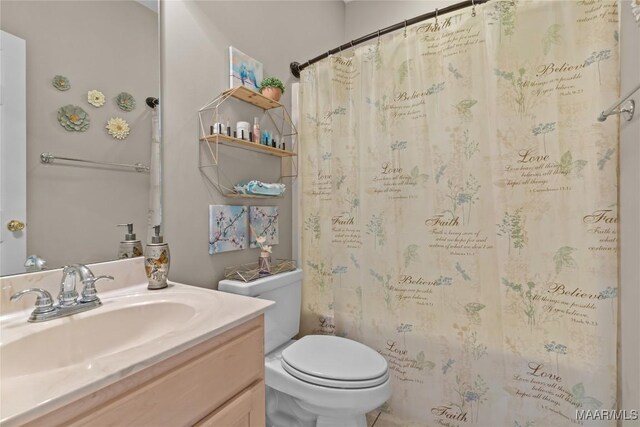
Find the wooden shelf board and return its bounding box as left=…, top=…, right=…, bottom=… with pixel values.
left=224, top=193, right=284, bottom=199
left=202, top=134, right=297, bottom=158
left=222, top=86, right=283, bottom=110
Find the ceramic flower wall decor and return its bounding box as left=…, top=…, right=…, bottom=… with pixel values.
left=115, top=92, right=136, bottom=111
left=87, top=90, right=106, bottom=107
left=52, top=75, right=70, bottom=91
left=106, top=117, right=130, bottom=140
left=57, top=105, right=90, bottom=131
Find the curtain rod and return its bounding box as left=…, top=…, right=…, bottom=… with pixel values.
left=289, top=0, right=490, bottom=78
left=597, top=82, right=639, bottom=122
left=146, top=97, right=159, bottom=109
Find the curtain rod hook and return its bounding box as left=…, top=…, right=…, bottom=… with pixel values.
left=435, top=8, right=439, bottom=26
left=377, top=29, right=381, bottom=44
left=404, top=19, right=407, bottom=38
left=471, top=0, right=476, bottom=17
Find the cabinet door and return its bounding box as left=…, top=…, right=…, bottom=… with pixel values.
left=196, top=381, right=265, bottom=427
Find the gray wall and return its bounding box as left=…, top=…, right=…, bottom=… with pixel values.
left=1, top=1, right=159, bottom=270
left=619, top=0, right=640, bottom=421
left=161, top=1, right=345, bottom=288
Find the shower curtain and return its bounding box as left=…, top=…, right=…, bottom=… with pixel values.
left=299, top=1, right=619, bottom=426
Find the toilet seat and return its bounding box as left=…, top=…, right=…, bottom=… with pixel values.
left=281, top=358, right=389, bottom=389
left=280, top=335, right=389, bottom=389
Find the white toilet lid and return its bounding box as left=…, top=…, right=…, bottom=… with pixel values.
left=281, top=335, right=389, bottom=389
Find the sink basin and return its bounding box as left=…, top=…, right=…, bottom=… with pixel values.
left=2, top=298, right=196, bottom=379
left=0, top=280, right=273, bottom=426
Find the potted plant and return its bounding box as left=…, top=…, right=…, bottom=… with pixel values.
left=259, top=77, right=285, bottom=102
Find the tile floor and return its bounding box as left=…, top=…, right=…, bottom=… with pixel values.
left=366, top=411, right=423, bottom=427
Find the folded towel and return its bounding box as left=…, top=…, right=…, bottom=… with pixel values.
left=234, top=180, right=286, bottom=196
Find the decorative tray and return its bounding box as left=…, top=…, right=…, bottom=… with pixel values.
left=224, top=259, right=297, bottom=283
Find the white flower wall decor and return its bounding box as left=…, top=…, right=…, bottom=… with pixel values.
left=87, top=90, right=106, bottom=107
left=106, top=117, right=130, bottom=140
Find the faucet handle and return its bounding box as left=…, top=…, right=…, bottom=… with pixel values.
left=10, top=288, right=55, bottom=314
left=79, top=275, right=114, bottom=303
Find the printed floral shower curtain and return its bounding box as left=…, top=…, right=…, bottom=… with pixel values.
left=299, top=1, right=619, bottom=426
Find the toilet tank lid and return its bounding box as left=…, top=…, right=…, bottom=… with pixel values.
left=218, top=268, right=303, bottom=297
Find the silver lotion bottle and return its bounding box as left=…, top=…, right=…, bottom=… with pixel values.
left=117, top=223, right=143, bottom=259
left=145, top=225, right=170, bottom=290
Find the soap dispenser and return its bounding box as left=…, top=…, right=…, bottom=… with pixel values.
left=145, top=225, right=170, bottom=290
left=117, top=223, right=143, bottom=259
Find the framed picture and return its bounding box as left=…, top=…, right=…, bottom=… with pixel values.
left=229, top=46, right=263, bottom=91
left=209, top=205, right=248, bottom=254
left=249, top=206, right=279, bottom=248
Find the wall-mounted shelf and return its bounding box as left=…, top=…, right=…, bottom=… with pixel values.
left=201, top=134, right=296, bottom=158
left=198, top=86, right=298, bottom=199
left=221, top=86, right=283, bottom=110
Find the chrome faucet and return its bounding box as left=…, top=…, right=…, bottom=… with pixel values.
left=10, top=264, right=114, bottom=322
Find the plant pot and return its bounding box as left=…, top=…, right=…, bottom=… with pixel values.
left=260, top=87, right=282, bottom=102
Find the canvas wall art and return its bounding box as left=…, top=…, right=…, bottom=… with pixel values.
left=229, top=46, right=263, bottom=91
left=249, top=206, right=279, bottom=248
left=209, top=205, right=248, bottom=254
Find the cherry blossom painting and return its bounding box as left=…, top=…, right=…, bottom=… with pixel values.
left=249, top=206, right=279, bottom=248
left=209, top=205, right=247, bottom=254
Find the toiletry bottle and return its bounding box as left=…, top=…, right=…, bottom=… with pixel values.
left=117, top=223, right=143, bottom=258
left=145, top=225, right=170, bottom=290
left=236, top=121, right=249, bottom=140
left=253, top=117, right=261, bottom=143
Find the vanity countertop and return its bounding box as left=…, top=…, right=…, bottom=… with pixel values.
left=0, top=269, right=272, bottom=426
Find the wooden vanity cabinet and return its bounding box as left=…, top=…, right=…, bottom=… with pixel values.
left=194, top=381, right=265, bottom=427
left=25, top=316, right=266, bottom=427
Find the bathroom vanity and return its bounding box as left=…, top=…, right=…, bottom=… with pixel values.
left=26, top=317, right=265, bottom=427
left=0, top=258, right=272, bottom=426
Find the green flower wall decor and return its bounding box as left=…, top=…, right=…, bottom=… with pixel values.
left=115, top=92, right=136, bottom=111
left=52, top=75, right=70, bottom=91
left=57, top=104, right=90, bottom=132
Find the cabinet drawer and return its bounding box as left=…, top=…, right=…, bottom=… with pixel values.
left=66, top=322, right=264, bottom=427
left=195, top=381, right=265, bottom=427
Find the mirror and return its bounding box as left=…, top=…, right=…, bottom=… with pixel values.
left=0, top=1, right=160, bottom=276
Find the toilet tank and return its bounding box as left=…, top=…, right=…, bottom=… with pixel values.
left=219, top=269, right=303, bottom=354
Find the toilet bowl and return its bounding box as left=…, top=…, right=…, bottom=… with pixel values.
left=265, top=338, right=391, bottom=427
left=219, top=269, right=391, bottom=427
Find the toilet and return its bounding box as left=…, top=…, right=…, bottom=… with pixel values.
left=219, top=269, right=391, bottom=427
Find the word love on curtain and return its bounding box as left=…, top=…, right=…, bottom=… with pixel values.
left=299, top=1, right=619, bottom=426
